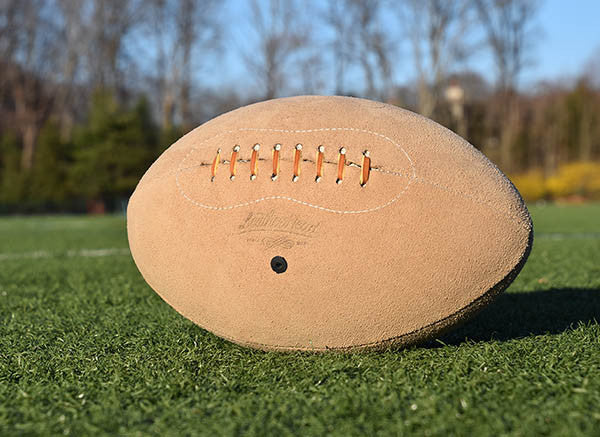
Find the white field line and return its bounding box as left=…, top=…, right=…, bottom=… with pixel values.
left=535, top=233, right=600, bottom=240
left=0, top=248, right=130, bottom=261
left=0, top=219, right=125, bottom=231
left=0, top=233, right=597, bottom=262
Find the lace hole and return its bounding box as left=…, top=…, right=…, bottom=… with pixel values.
left=270, top=256, right=288, bottom=274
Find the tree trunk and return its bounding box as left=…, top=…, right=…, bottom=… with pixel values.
left=162, top=90, right=175, bottom=130
left=418, top=79, right=435, bottom=118
left=499, top=95, right=520, bottom=172
left=21, top=122, right=38, bottom=170
left=180, top=80, right=191, bottom=131
left=579, top=104, right=592, bottom=162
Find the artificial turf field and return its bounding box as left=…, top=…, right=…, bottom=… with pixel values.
left=1, top=204, right=599, bottom=436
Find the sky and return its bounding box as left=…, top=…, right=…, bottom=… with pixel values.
left=523, top=0, right=600, bottom=82
left=200, top=0, right=600, bottom=95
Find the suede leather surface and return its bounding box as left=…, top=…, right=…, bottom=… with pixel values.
left=127, top=96, right=533, bottom=351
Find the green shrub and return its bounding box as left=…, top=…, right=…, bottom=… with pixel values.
left=510, top=169, right=547, bottom=202
left=70, top=90, right=158, bottom=206
left=546, top=162, right=600, bottom=200
left=511, top=161, right=600, bottom=202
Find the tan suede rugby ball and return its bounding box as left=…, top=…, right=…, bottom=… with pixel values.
left=127, top=95, right=533, bottom=352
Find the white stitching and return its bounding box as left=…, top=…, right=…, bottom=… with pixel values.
left=176, top=127, right=417, bottom=214
left=170, top=127, right=528, bottom=226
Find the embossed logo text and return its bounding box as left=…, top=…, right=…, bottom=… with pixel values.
left=238, top=210, right=320, bottom=249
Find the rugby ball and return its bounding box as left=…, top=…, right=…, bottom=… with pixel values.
left=127, top=96, right=533, bottom=351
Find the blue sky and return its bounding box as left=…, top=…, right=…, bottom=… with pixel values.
left=200, top=0, right=600, bottom=94
left=524, top=0, right=600, bottom=82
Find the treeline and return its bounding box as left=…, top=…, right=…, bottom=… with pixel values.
left=1, top=0, right=599, bottom=213
left=0, top=92, right=175, bottom=213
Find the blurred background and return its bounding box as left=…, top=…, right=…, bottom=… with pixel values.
left=0, top=0, right=599, bottom=214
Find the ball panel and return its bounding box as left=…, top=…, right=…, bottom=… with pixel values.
left=190, top=96, right=520, bottom=210
left=128, top=95, right=533, bottom=351
left=175, top=126, right=414, bottom=213
left=142, top=96, right=528, bottom=224
left=128, top=166, right=531, bottom=350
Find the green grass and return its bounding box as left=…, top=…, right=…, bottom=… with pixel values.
left=1, top=204, right=599, bottom=436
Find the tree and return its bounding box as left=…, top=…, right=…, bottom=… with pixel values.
left=475, top=0, right=539, bottom=93
left=29, top=121, right=73, bottom=208
left=55, top=0, right=87, bottom=139
left=0, top=131, right=26, bottom=210
left=145, top=0, right=222, bottom=131
left=243, top=0, right=315, bottom=100
left=323, top=0, right=355, bottom=95
left=86, top=0, right=141, bottom=90
left=70, top=92, right=158, bottom=210
left=474, top=0, right=540, bottom=171
left=0, top=0, right=62, bottom=170
left=344, top=0, right=393, bottom=100
left=563, top=79, right=599, bottom=163
left=404, top=0, right=473, bottom=118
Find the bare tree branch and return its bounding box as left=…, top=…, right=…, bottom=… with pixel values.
left=0, top=0, right=62, bottom=169
left=343, top=0, right=394, bottom=100
left=475, top=0, right=539, bottom=92
left=145, top=0, right=221, bottom=129
left=243, top=0, right=316, bottom=100
left=404, top=0, right=474, bottom=117
left=475, top=0, right=540, bottom=170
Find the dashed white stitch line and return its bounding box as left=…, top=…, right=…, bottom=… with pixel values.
left=168, top=126, right=525, bottom=224
left=372, top=168, right=407, bottom=176
left=175, top=127, right=416, bottom=214
left=176, top=160, right=522, bottom=223
left=0, top=248, right=130, bottom=261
